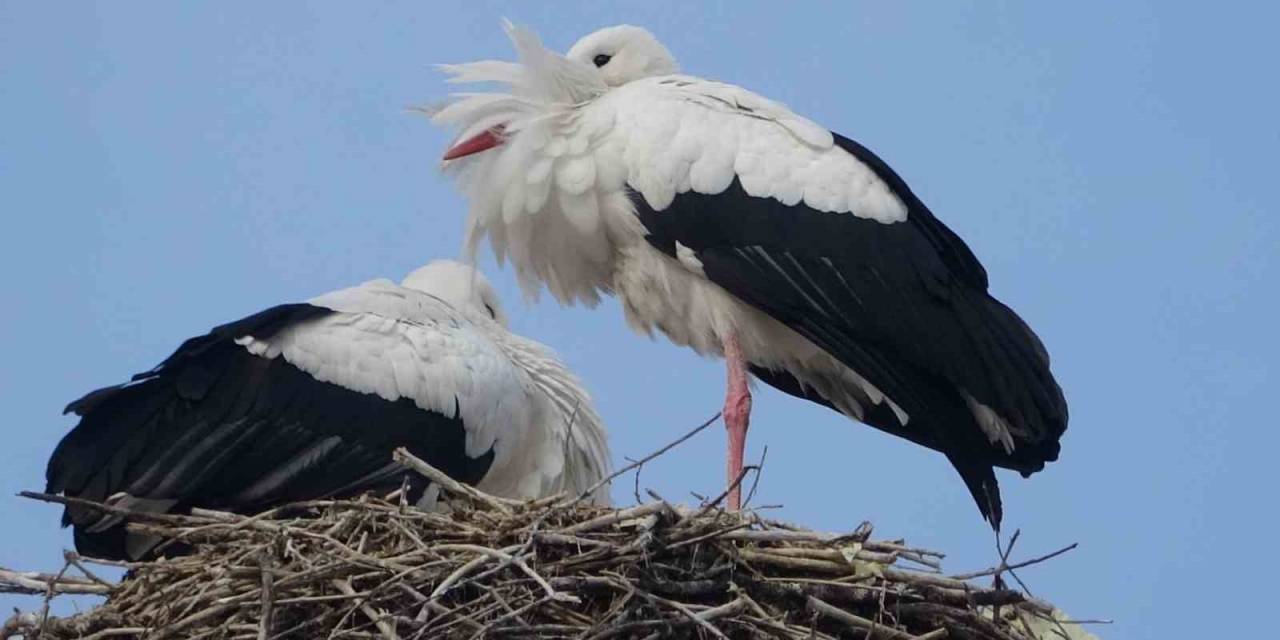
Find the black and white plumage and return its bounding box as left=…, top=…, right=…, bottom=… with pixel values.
left=432, top=23, right=1067, bottom=528
left=48, top=260, right=611, bottom=559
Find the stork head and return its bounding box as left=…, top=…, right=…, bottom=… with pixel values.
left=566, top=25, right=678, bottom=88
left=439, top=24, right=678, bottom=162
left=401, top=260, right=508, bottom=327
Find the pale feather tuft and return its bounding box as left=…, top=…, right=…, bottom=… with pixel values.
left=433, top=22, right=616, bottom=305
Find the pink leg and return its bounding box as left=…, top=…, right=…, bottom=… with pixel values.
left=722, top=331, right=753, bottom=510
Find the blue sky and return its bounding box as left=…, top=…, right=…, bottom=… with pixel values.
left=2, top=3, right=1275, bottom=637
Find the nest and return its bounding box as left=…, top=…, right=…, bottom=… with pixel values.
left=3, top=444, right=1096, bottom=639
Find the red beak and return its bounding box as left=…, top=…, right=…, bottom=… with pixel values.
left=442, top=125, right=507, bottom=161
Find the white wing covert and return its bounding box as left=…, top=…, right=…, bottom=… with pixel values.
left=296, top=278, right=610, bottom=503
left=239, top=279, right=530, bottom=465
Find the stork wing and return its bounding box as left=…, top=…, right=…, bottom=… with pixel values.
left=48, top=286, right=526, bottom=559
left=631, top=131, right=1068, bottom=527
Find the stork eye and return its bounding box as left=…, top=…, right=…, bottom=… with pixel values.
left=484, top=303, right=497, bottom=320
left=592, top=54, right=612, bottom=67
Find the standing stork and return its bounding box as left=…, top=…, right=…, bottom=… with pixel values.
left=432, top=23, right=1067, bottom=527
left=47, top=260, right=610, bottom=559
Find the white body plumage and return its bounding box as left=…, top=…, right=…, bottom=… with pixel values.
left=431, top=23, right=1069, bottom=527
left=434, top=24, right=911, bottom=428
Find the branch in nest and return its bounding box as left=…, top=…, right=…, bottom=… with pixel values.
left=0, top=568, right=113, bottom=596
left=563, top=410, right=721, bottom=507
left=391, top=447, right=519, bottom=513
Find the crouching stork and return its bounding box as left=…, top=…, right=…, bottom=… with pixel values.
left=48, top=260, right=611, bottom=559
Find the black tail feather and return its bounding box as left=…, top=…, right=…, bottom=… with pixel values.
left=947, top=455, right=1003, bottom=531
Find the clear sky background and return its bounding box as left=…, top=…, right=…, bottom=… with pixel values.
left=2, top=3, right=1275, bottom=637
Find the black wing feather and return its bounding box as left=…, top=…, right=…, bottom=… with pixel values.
left=632, top=132, right=1068, bottom=528
left=49, top=304, right=495, bottom=559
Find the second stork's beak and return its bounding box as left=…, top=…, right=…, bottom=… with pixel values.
left=442, top=125, right=507, bottom=161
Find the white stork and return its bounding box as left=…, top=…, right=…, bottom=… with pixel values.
left=47, top=260, right=611, bottom=559
left=432, top=23, right=1067, bottom=527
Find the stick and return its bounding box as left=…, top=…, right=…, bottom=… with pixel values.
left=258, top=552, right=275, bottom=640
left=691, top=463, right=757, bottom=520
left=950, top=543, right=1079, bottom=581
left=561, top=502, right=670, bottom=534
left=0, top=567, right=112, bottom=596
left=626, top=588, right=730, bottom=640
left=805, top=596, right=917, bottom=640
left=742, top=446, right=768, bottom=509
left=392, top=448, right=516, bottom=513
left=331, top=578, right=397, bottom=640
left=429, top=545, right=579, bottom=604
left=563, top=411, right=721, bottom=506
left=17, top=491, right=206, bottom=525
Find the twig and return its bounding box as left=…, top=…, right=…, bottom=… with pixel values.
left=742, top=445, right=768, bottom=509
left=805, top=596, right=916, bottom=640
left=80, top=627, right=150, bottom=639
left=564, top=411, right=721, bottom=506
left=62, top=551, right=116, bottom=590
left=0, top=567, right=113, bottom=595
left=562, top=502, right=669, bottom=534
left=331, top=578, right=397, bottom=640
left=429, top=544, right=579, bottom=604
left=627, top=455, right=644, bottom=505
left=258, top=552, right=275, bottom=640
left=36, top=559, right=72, bottom=637
left=17, top=491, right=205, bottom=525
left=429, top=547, right=517, bottom=601
left=692, top=463, right=758, bottom=520
left=391, top=448, right=516, bottom=513
left=950, top=543, right=1079, bottom=581
left=627, top=587, right=730, bottom=640
left=468, top=594, right=554, bottom=639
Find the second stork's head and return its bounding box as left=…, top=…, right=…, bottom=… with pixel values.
left=401, top=259, right=508, bottom=327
